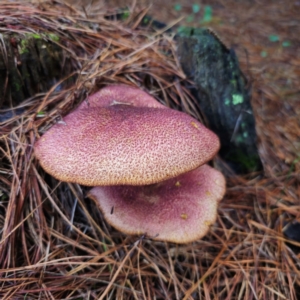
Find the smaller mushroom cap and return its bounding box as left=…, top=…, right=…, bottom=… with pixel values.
left=34, top=105, right=220, bottom=186
left=78, top=85, right=166, bottom=109
left=88, top=164, right=226, bottom=243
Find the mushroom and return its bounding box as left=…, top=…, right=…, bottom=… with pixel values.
left=35, top=104, right=220, bottom=186
left=34, top=85, right=225, bottom=243
left=88, top=164, right=225, bottom=243
left=77, top=84, right=166, bottom=109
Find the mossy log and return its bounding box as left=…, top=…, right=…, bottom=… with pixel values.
left=0, top=33, right=73, bottom=110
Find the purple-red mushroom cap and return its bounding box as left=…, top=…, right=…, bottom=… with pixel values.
left=34, top=104, right=220, bottom=186
left=78, top=84, right=166, bottom=109
left=34, top=85, right=225, bottom=243
left=88, top=164, right=226, bottom=243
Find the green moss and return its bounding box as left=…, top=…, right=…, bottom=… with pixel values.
left=19, top=33, right=41, bottom=54
left=142, top=16, right=150, bottom=25
left=18, top=32, right=60, bottom=54
left=121, top=11, right=130, bottom=20
left=32, top=33, right=41, bottom=39
left=47, top=33, right=60, bottom=42
left=232, top=94, right=244, bottom=105
left=20, top=39, right=29, bottom=54
left=36, top=111, right=45, bottom=117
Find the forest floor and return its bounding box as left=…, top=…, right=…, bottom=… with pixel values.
left=1, top=0, right=299, bottom=299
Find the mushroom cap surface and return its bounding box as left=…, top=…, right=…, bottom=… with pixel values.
left=79, top=85, right=166, bottom=109
left=34, top=105, right=220, bottom=186
left=88, top=164, right=226, bottom=243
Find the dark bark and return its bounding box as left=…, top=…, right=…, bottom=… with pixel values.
left=176, top=28, right=262, bottom=173
left=0, top=33, right=74, bottom=110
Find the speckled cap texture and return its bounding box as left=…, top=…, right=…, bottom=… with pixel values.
left=34, top=105, right=220, bottom=186
left=78, top=85, right=166, bottom=109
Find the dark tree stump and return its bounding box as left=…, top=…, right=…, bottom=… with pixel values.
left=0, top=33, right=73, bottom=110
left=176, top=27, right=262, bottom=173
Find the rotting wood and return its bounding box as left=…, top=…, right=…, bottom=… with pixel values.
left=0, top=33, right=74, bottom=110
